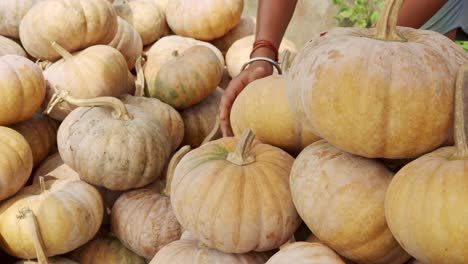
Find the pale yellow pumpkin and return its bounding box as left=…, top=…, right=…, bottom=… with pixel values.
left=0, top=55, right=45, bottom=126
left=290, top=140, right=410, bottom=264
left=267, top=242, right=345, bottom=264
left=150, top=239, right=270, bottom=264
left=385, top=64, right=468, bottom=264
left=0, top=35, right=27, bottom=57
left=147, top=45, right=223, bottom=110
left=0, top=0, right=42, bottom=39
left=166, top=0, right=243, bottom=41
left=212, top=16, right=256, bottom=54
left=42, top=43, right=129, bottom=121
left=286, top=0, right=468, bottom=159
left=0, top=179, right=103, bottom=259
left=171, top=129, right=301, bottom=253
left=108, top=17, right=143, bottom=70
left=0, top=127, right=32, bottom=201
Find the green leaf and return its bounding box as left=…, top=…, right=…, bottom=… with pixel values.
left=339, top=9, right=353, bottom=18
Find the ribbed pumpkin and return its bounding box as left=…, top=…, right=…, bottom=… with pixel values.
left=42, top=43, right=129, bottom=121
left=286, top=0, right=468, bottom=159
left=290, top=140, right=410, bottom=264
left=0, top=127, right=32, bottom=201
left=171, top=129, right=301, bottom=253
left=385, top=64, right=468, bottom=264
left=0, top=35, right=27, bottom=57
left=114, top=0, right=166, bottom=46
left=150, top=239, right=270, bottom=264
left=0, top=179, right=103, bottom=259
left=166, top=0, right=243, bottom=41
left=69, top=233, right=146, bottom=264
left=0, top=0, right=41, bottom=39
left=180, top=88, right=223, bottom=147
left=0, top=55, right=45, bottom=126
left=19, top=0, right=118, bottom=61
left=146, top=45, right=223, bottom=110
left=211, top=16, right=256, bottom=54
left=231, top=75, right=320, bottom=156
left=50, top=94, right=171, bottom=191
left=108, top=17, right=143, bottom=70
left=10, top=112, right=58, bottom=167
left=266, top=242, right=345, bottom=264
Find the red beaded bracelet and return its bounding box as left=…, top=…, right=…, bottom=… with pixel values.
left=250, top=39, right=279, bottom=61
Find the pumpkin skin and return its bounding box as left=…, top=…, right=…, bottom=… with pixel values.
left=166, top=0, right=243, bottom=41
left=211, top=16, right=256, bottom=54
left=290, top=140, right=410, bottom=264
left=0, top=127, right=33, bottom=201
left=149, top=239, right=270, bottom=264
left=231, top=75, right=320, bottom=156
left=171, top=130, right=301, bottom=253
left=180, top=87, right=222, bottom=148
left=108, top=17, right=143, bottom=70
left=147, top=45, right=223, bottom=110
left=0, top=35, right=27, bottom=57
left=266, top=242, right=345, bottom=264
left=0, top=179, right=103, bottom=259
left=16, top=257, right=78, bottom=264
left=19, top=0, right=118, bottom=61
left=0, top=0, right=41, bottom=39
left=10, top=112, right=58, bottom=167
left=0, top=55, right=45, bottom=126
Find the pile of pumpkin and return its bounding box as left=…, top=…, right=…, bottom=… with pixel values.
left=0, top=0, right=467, bottom=263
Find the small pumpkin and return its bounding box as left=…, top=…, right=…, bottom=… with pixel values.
left=0, top=0, right=41, bottom=39
left=171, top=129, right=301, bottom=253
left=211, top=16, right=256, bottom=54
left=266, top=242, right=345, bottom=264
left=0, top=35, right=27, bottom=57
left=0, top=55, right=45, bottom=126
left=0, top=127, right=33, bottom=201
left=107, top=17, right=143, bottom=70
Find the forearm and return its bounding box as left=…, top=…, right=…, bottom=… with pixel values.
left=397, top=0, right=447, bottom=28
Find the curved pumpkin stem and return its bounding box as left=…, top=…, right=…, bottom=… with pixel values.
left=452, top=63, right=468, bottom=160
left=278, top=49, right=292, bottom=73
left=134, top=55, right=146, bottom=97
left=18, top=208, right=48, bottom=264
left=201, top=115, right=221, bottom=145
left=373, top=0, right=406, bottom=42
left=50, top=42, right=73, bottom=60
left=45, top=89, right=133, bottom=121
left=226, top=129, right=256, bottom=166
left=162, top=145, right=192, bottom=197
left=35, top=59, right=52, bottom=71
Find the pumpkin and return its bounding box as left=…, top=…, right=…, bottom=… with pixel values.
left=50, top=93, right=171, bottom=191
left=0, top=179, right=103, bottom=259
left=10, top=112, right=58, bottom=167
left=146, top=45, right=223, bottom=109
left=226, top=35, right=297, bottom=77
left=212, top=16, right=256, bottom=54
left=107, top=17, right=143, bottom=70
left=16, top=257, right=78, bottom=264
left=69, top=233, right=146, bottom=264
left=0, top=127, right=32, bottom=201
left=19, top=0, right=118, bottom=61
left=149, top=239, right=270, bottom=264
left=266, top=242, right=345, bottom=264
left=231, top=75, right=320, bottom=156
left=290, top=140, right=410, bottom=264
left=385, top=64, right=468, bottom=264
left=0, top=0, right=41, bottom=39
left=0, top=35, right=27, bottom=57
left=286, top=0, right=468, bottom=159
left=0, top=55, right=45, bottom=126
left=171, top=129, right=301, bottom=253
left=140, top=0, right=169, bottom=14
left=406, top=261, right=423, bottom=264
left=111, top=146, right=189, bottom=259
left=42, top=43, right=129, bottom=121
left=114, top=0, right=166, bottom=46
left=166, top=0, right=243, bottom=41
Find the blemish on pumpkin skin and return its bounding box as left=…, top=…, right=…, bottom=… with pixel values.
left=266, top=233, right=276, bottom=240
left=327, top=50, right=343, bottom=60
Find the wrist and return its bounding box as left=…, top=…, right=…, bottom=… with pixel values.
left=250, top=47, right=277, bottom=60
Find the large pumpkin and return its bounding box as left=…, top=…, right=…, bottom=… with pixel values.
left=266, top=242, right=345, bottom=264
left=166, top=0, right=243, bottom=41
left=0, top=0, right=41, bottom=39
left=231, top=75, right=320, bottom=156
left=286, top=0, right=468, bottom=159
left=171, top=129, right=301, bottom=253
left=290, top=140, right=410, bottom=264
left=19, top=0, right=118, bottom=61
left=0, top=127, right=32, bottom=201
left=0, top=35, right=27, bottom=57
left=385, top=63, right=468, bottom=264
left=0, top=55, right=45, bottom=126
left=0, top=179, right=103, bottom=259
left=211, top=16, right=256, bottom=54
left=107, top=17, right=143, bottom=70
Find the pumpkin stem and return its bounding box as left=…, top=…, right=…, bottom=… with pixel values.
left=451, top=63, right=468, bottom=160
left=134, top=55, right=146, bottom=97
left=373, top=0, right=406, bottom=42
left=18, top=208, right=48, bottom=264
left=226, top=129, right=256, bottom=166
left=39, top=176, right=46, bottom=193
left=45, top=89, right=133, bottom=121
left=171, top=50, right=179, bottom=57
left=50, top=42, right=73, bottom=60
left=278, top=49, right=292, bottom=73
left=201, top=115, right=221, bottom=145
left=162, top=145, right=192, bottom=197
left=35, top=59, right=52, bottom=71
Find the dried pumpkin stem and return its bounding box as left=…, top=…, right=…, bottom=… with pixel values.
left=134, top=56, right=146, bottom=97
left=452, top=63, right=468, bottom=160
left=278, top=49, right=292, bottom=73
left=50, top=42, right=72, bottom=60
left=201, top=115, right=221, bottom=145
left=20, top=208, right=48, bottom=264
left=162, top=145, right=192, bottom=197
left=373, top=0, right=406, bottom=42
left=226, top=129, right=256, bottom=166
left=39, top=176, right=46, bottom=193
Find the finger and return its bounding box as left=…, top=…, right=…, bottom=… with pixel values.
left=221, top=117, right=234, bottom=137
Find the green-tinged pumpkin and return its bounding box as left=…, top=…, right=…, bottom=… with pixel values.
left=0, top=35, right=27, bottom=57
left=266, top=242, right=345, bottom=264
